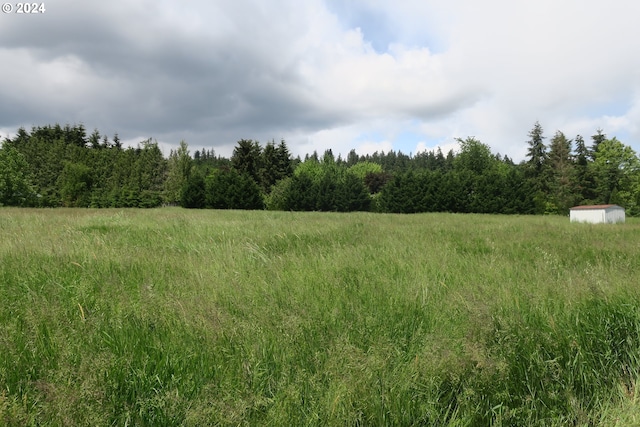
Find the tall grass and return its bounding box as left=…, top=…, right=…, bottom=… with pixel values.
left=1, top=208, right=639, bottom=425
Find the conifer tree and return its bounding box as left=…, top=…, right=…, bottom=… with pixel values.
left=260, top=141, right=279, bottom=192
left=231, top=139, right=262, bottom=185
left=590, top=129, right=606, bottom=160
left=164, top=140, right=192, bottom=205
left=112, top=133, right=122, bottom=149
left=339, top=172, right=371, bottom=211
left=525, top=121, right=549, bottom=213
left=206, top=167, right=263, bottom=210
left=134, top=139, right=166, bottom=207
left=89, top=129, right=101, bottom=149
left=526, top=121, right=548, bottom=177
left=58, top=161, right=93, bottom=207
left=573, top=135, right=596, bottom=204
left=284, top=172, right=317, bottom=211
left=181, top=170, right=206, bottom=209
left=547, top=131, right=575, bottom=213
left=276, top=139, right=293, bottom=178
left=346, top=149, right=359, bottom=166
left=0, top=145, right=36, bottom=206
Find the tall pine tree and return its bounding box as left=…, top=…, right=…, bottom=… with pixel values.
left=231, top=139, right=262, bottom=185
left=547, top=131, right=574, bottom=213
left=573, top=135, right=597, bottom=204
left=525, top=121, right=549, bottom=213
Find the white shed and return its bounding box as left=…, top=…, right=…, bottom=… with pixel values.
left=569, top=204, right=625, bottom=224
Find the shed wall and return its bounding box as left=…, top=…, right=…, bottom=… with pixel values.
left=570, top=208, right=625, bottom=224
left=570, top=210, right=604, bottom=223
left=605, top=208, right=625, bottom=223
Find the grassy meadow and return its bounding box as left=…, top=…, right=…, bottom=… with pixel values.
left=1, top=208, right=640, bottom=426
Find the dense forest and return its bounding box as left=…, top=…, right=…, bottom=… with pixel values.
left=1, top=122, right=639, bottom=215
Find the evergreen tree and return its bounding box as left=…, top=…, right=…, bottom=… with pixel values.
left=206, top=168, right=263, bottom=210
left=15, top=127, right=66, bottom=206
left=346, top=149, right=359, bottom=166
left=590, top=129, right=606, bottom=160
left=572, top=135, right=596, bottom=204
left=526, top=121, right=548, bottom=177
left=547, top=131, right=575, bottom=214
left=322, top=149, right=335, bottom=164
left=435, top=148, right=447, bottom=170
left=338, top=172, right=371, bottom=211
left=378, top=171, right=424, bottom=213
left=442, top=150, right=455, bottom=171
left=0, top=145, right=36, bottom=206
left=502, top=166, right=536, bottom=214
left=524, top=121, right=549, bottom=213
left=234, top=171, right=264, bottom=209
left=58, top=161, right=93, bottom=207
left=315, top=169, right=338, bottom=211
left=133, top=139, right=167, bottom=207
left=276, top=139, right=293, bottom=179
left=472, top=169, right=505, bottom=213
left=231, top=139, right=262, bottom=185
left=113, top=133, right=122, bottom=150
left=87, top=146, right=116, bottom=207
left=89, top=129, right=101, bottom=149
left=260, top=140, right=279, bottom=192
left=164, top=140, right=192, bottom=205
left=110, top=148, right=138, bottom=207
left=284, top=172, right=317, bottom=211
left=181, top=171, right=206, bottom=209
left=11, top=127, right=30, bottom=146
left=66, top=123, right=87, bottom=147
left=419, top=170, right=444, bottom=211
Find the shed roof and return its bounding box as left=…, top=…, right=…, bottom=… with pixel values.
left=569, top=204, right=624, bottom=211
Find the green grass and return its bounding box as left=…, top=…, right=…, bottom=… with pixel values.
left=1, top=208, right=640, bottom=426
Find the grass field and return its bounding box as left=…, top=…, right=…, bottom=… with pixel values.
left=1, top=208, right=640, bottom=426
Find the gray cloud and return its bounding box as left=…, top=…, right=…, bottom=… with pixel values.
left=0, top=1, right=332, bottom=149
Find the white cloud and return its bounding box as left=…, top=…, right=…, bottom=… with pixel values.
left=297, top=28, right=479, bottom=120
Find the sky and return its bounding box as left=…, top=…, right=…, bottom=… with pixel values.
left=1, top=0, right=640, bottom=161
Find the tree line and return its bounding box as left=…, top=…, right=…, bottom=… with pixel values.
left=1, top=122, right=639, bottom=215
